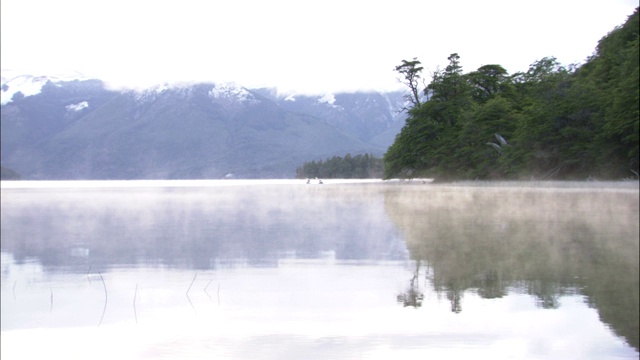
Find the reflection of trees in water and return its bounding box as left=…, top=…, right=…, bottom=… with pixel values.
left=446, top=288, right=463, bottom=314
left=397, top=261, right=424, bottom=307
left=525, top=279, right=573, bottom=309
left=476, top=269, right=507, bottom=300
left=385, top=184, right=639, bottom=349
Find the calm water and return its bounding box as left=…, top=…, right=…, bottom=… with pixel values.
left=1, top=180, right=638, bottom=359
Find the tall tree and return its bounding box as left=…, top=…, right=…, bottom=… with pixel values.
left=395, top=58, right=424, bottom=108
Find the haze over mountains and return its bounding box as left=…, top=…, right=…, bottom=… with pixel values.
left=1, top=74, right=407, bottom=179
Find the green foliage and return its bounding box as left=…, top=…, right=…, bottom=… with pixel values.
left=384, top=9, right=639, bottom=180
left=296, top=153, right=383, bottom=179
left=467, top=64, right=512, bottom=104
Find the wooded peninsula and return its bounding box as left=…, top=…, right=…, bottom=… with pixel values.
left=383, top=9, right=638, bottom=181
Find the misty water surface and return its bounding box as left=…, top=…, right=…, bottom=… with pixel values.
left=1, top=180, right=638, bottom=359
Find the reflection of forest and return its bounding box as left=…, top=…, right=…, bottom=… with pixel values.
left=384, top=184, right=639, bottom=350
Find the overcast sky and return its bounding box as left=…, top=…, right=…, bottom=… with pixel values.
left=1, top=0, right=638, bottom=94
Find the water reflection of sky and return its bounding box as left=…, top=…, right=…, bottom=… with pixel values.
left=2, top=252, right=636, bottom=360
left=1, top=180, right=638, bottom=359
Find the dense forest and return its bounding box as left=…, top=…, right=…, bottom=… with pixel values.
left=296, top=153, right=383, bottom=179
left=384, top=9, right=639, bottom=181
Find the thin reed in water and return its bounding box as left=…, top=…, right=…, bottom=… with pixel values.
left=133, top=283, right=138, bottom=324
left=186, top=273, right=198, bottom=314
left=186, top=273, right=198, bottom=295
left=204, top=279, right=213, bottom=301
left=98, top=272, right=107, bottom=327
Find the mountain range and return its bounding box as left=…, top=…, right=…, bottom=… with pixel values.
left=1, top=75, right=407, bottom=179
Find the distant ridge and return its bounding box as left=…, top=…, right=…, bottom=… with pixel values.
left=1, top=76, right=407, bottom=179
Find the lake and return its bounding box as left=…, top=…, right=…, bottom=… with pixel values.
left=1, top=180, right=638, bottom=359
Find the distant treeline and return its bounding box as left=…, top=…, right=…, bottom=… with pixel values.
left=296, top=153, right=383, bottom=179
left=384, top=9, right=639, bottom=180
left=1, top=166, right=21, bottom=180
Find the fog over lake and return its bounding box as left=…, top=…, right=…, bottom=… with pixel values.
left=1, top=180, right=638, bottom=359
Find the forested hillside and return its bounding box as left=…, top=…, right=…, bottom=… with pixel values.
left=384, top=9, right=639, bottom=181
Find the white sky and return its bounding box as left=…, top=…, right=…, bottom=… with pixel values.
left=1, top=0, right=638, bottom=94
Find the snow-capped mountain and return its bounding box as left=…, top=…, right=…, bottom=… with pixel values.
left=1, top=70, right=87, bottom=105
left=1, top=75, right=407, bottom=179
left=262, top=90, right=407, bottom=146
left=1, top=75, right=50, bottom=105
